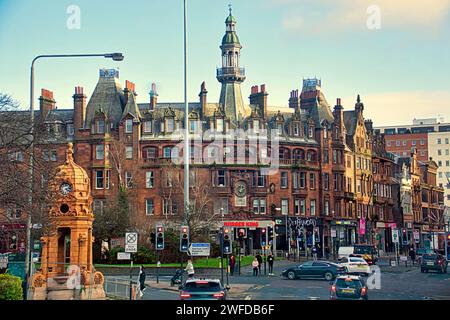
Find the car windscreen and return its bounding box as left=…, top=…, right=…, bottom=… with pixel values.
left=349, top=258, right=366, bottom=263
left=184, top=281, right=221, bottom=292
left=354, top=246, right=374, bottom=254
left=422, top=254, right=438, bottom=260
left=336, top=279, right=362, bottom=289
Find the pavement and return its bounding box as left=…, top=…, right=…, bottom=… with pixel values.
left=104, top=257, right=450, bottom=300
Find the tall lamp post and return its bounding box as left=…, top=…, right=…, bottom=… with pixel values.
left=26, top=52, right=124, bottom=299
left=183, top=0, right=190, bottom=226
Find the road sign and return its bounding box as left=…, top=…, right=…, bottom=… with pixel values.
left=125, top=232, right=138, bottom=253
left=392, top=229, right=399, bottom=243
left=413, top=230, right=420, bottom=243
left=400, top=256, right=408, bottom=262
left=188, top=243, right=210, bottom=256
left=117, top=252, right=131, bottom=260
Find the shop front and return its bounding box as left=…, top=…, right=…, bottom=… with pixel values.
left=374, top=222, right=396, bottom=254
left=287, top=217, right=324, bottom=258
left=330, top=220, right=357, bottom=257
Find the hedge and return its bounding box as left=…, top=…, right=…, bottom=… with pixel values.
left=0, top=274, right=23, bottom=300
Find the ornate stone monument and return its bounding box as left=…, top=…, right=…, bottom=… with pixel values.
left=32, top=143, right=105, bottom=300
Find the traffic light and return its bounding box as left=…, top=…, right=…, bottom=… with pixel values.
left=180, top=225, right=189, bottom=252
left=268, top=226, right=274, bottom=239
left=222, top=227, right=232, bottom=255
left=261, top=228, right=267, bottom=247
left=401, top=228, right=408, bottom=245
left=156, top=226, right=164, bottom=250
left=445, top=232, right=450, bottom=260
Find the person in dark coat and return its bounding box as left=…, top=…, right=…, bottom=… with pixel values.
left=255, top=253, right=263, bottom=275
left=138, top=266, right=146, bottom=299
left=267, top=252, right=275, bottom=275
left=409, top=247, right=416, bottom=265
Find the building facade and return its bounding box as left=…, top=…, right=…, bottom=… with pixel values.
left=2, top=9, right=431, bottom=257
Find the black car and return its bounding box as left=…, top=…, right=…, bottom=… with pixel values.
left=420, top=253, right=448, bottom=273
left=179, top=279, right=230, bottom=300
left=330, top=275, right=368, bottom=300
left=282, top=261, right=346, bottom=281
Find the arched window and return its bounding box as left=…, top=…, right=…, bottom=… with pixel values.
left=293, top=148, right=305, bottom=160
left=307, top=150, right=317, bottom=161
left=279, top=147, right=290, bottom=160
left=143, top=147, right=158, bottom=159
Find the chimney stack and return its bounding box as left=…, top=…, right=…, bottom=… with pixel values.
left=288, top=89, right=300, bottom=111
left=73, top=86, right=87, bottom=137
left=149, top=82, right=158, bottom=112
left=333, top=98, right=345, bottom=142
left=199, top=81, right=208, bottom=117
left=249, top=84, right=268, bottom=118
left=39, top=89, right=56, bottom=121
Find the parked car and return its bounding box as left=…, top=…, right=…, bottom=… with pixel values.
left=179, top=279, right=229, bottom=300
left=330, top=275, right=368, bottom=300
left=338, top=245, right=378, bottom=265
left=420, top=253, right=448, bottom=274
left=282, top=261, right=346, bottom=281
left=339, top=256, right=370, bottom=276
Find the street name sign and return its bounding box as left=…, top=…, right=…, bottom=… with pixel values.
left=188, top=243, right=210, bottom=256
left=125, top=232, right=138, bottom=253
left=117, top=252, right=131, bottom=260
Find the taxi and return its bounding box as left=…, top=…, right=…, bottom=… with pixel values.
left=339, top=256, right=370, bottom=276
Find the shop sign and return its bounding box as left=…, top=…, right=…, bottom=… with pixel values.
left=331, top=229, right=337, bottom=238
left=359, top=218, right=366, bottom=235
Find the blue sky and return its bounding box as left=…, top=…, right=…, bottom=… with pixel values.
left=0, top=0, right=449, bottom=125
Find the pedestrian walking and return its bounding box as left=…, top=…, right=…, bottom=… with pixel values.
left=255, top=253, right=263, bottom=275
left=229, top=255, right=236, bottom=276
left=312, top=245, right=318, bottom=261
left=267, top=252, right=274, bottom=275
left=185, top=259, right=195, bottom=278
left=138, top=266, right=146, bottom=300
left=252, top=257, right=259, bottom=276
left=409, top=247, right=416, bottom=266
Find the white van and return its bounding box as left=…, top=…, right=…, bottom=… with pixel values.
left=338, top=247, right=354, bottom=260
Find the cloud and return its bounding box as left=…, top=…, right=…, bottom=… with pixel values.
left=270, top=0, right=450, bottom=33
left=340, top=91, right=450, bottom=126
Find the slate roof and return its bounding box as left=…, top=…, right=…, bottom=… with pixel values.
left=85, top=75, right=125, bottom=128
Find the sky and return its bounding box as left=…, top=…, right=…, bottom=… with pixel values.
left=0, top=0, right=449, bottom=126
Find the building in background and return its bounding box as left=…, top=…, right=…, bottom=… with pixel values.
left=376, top=119, right=450, bottom=208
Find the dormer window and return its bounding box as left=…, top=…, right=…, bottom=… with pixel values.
left=253, top=120, right=260, bottom=133
left=216, top=119, right=224, bottom=132
left=166, top=118, right=174, bottom=133
left=97, top=119, right=105, bottom=134
left=293, top=124, right=300, bottom=136
left=67, top=123, right=74, bottom=136
left=125, top=119, right=133, bottom=133
left=277, top=123, right=283, bottom=135
left=308, top=126, right=314, bottom=138
left=143, top=120, right=152, bottom=133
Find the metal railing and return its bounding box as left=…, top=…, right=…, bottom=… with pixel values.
left=104, top=277, right=137, bottom=300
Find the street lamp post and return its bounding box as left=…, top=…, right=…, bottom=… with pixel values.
left=183, top=0, right=190, bottom=226
left=26, top=52, right=124, bottom=300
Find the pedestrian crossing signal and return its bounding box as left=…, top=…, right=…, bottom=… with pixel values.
left=222, top=227, right=232, bottom=255
left=180, top=225, right=189, bottom=252
left=156, top=226, right=164, bottom=250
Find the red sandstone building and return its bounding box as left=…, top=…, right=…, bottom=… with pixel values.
left=1, top=10, right=403, bottom=256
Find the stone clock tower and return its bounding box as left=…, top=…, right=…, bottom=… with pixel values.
left=32, top=143, right=105, bottom=300
left=217, top=7, right=246, bottom=126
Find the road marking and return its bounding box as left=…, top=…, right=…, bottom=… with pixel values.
left=245, top=295, right=252, bottom=300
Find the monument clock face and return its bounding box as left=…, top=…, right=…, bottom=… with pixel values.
left=234, top=181, right=247, bottom=197
left=60, top=182, right=73, bottom=196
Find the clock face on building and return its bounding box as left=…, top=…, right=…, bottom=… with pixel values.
left=60, top=182, right=73, bottom=196
left=235, top=181, right=247, bottom=197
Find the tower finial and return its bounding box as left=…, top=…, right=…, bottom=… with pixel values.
left=229, top=2, right=232, bottom=14
left=66, top=143, right=74, bottom=163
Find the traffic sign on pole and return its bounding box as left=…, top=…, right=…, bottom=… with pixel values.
left=125, top=232, right=138, bottom=253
